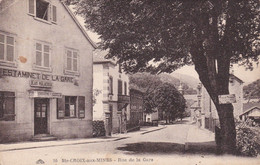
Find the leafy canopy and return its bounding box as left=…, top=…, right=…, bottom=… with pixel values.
left=69, top=0, right=259, bottom=74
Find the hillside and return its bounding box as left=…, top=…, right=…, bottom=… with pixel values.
left=170, top=73, right=200, bottom=89
left=243, top=79, right=260, bottom=99
left=129, top=73, right=197, bottom=95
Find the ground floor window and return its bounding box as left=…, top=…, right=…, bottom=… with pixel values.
left=65, top=96, right=77, bottom=117
left=57, top=96, right=85, bottom=119
left=0, top=91, right=15, bottom=121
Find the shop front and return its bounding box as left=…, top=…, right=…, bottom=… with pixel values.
left=0, top=68, right=92, bottom=142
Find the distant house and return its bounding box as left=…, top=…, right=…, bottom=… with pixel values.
left=93, top=50, right=130, bottom=136
left=144, top=109, right=159, bottom=123
left=128, top=89, right=144, bottom=131
left=240, top=102, right=260, bottom=123
left=199, top=74, right=244, bottom=132
left=183, top=94, right=198, bottom=122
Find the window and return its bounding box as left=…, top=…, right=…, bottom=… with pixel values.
left=118, top=80, right=122, bottom=95
left=118, top=63, right=122, bottom=73
left=28, top=0, right=57, bottom=23
left=65, top=48, right=79, bottom=75
left=0, top=32, right=15, bottom=65
left=109, top=76, right=113, bottom=95
left=0, top=91, right=15, bottom=121
left=34, top=41, right=51, bottom=70
left=57, top=96, right=85, bottom=119
left=124, top=82, right=127, bottom=95
left=65, top=96, right=76, bottom=117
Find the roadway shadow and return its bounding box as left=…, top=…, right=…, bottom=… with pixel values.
left=117, top=141, right=217, bottom=155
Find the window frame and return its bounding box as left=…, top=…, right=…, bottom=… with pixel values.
left=124, top=82, right=127, bottom=95
left=109, top=76, right=113, bottom=95
left=0, top=91, right=16, bottom=122
left=33, top=40, right=52, bottom=72
left=118, top=79, right=123, bottom=95
left=64, top=47, right=80, bottom=76
left=65, top=96, right=77, bottom=118
left=28, top=0, right=57, bottom=24
left=0, top=31, right=17, bottom=67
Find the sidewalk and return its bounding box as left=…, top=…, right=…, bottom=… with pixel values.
left=185, top=123, right=216, bottom=152
left=0, top=124, right=166, bottom=152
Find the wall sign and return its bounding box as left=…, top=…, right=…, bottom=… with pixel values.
left=30, top=80, right=52, bottom=88
left=29, top=91, right=62, bottom=98
left=79, top=110, right=85, bottom=118
left=218, top=94, right=236, bottom=104
left=0, top=68, right=74, bottom=83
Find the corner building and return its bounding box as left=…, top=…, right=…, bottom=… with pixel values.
left=0, top=0, right=96, bottom=142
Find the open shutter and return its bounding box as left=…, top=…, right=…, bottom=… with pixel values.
left=57, top=96, right=65, bottom=119
left=52, top=5, right=57, bottom=23
left=48, top=3, right=52, bottom=21
left=28, top=0, right=35, bottom=15
left=78, top=96, right=85, bottom=118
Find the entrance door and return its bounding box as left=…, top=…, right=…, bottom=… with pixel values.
left=34, top=98, right=49, bottom=135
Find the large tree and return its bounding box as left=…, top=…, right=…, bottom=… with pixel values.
left=69, top=0, right=259, bottom=154
left=154, top=82, right=186, bottom=123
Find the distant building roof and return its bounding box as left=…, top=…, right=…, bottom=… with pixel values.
left=239, top=106, right=260, bottom=117
left=230, top=74, right=244, bottom=84
left=93, top=49, right=116, bottom=65
left=243, top=102, right=260, bottom=112
left=184, top=94, right=197, bottom=101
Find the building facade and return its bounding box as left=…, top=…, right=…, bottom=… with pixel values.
left=0, top=0, right=95, bottom=142
left=128, top=89, right=144, bottom=130
left=199, top=74, right=244, bottom=131
left=93, top=50, right=130, bottom=136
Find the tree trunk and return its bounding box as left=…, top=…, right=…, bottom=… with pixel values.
left=216, top=103, right=237, bottom=154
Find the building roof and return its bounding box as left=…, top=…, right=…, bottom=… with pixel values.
left=62, top=3, right=97, bottom=49
left=184, top=94, right=197, bottom=101
left=243, top=102, right=260, bottom=112
left=93, top=49, right=117, bottom=65
left=230, top=74, right=244, bottom=84
left=239, top=106, right=260, bottom=117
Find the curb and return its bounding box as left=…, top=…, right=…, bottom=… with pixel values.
left=0, top=136, right=128, bottom=152
left=141, top=125, right=167, bottom=135
left=0, top=126, right=167, bottom=152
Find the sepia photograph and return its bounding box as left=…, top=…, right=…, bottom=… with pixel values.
left=0, top=0, right=259, bottom=164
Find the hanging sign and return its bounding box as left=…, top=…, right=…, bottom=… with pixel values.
left=218, top=94, right=236, bottom=104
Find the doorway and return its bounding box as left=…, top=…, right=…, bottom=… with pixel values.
left=34, top=98, right=49, bottom=135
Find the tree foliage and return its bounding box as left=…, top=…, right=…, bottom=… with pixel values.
left=243, top=79, right=260, bottom=101
left=154, top=82, right=186, bottom=122
left=130, top=73, right=186, bottom=120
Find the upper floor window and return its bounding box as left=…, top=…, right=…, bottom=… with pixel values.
left=124, top=82, right=127, bottom=95
left=33, top=41, right=51, bottom=71
left=64, top=48, right=79, bottom=75
left=0, top=32, right=16, bottom=66
left=28, top=0, right=57, bottom=23
left=109, top=76, right=113, bottom=95
left=118, top=80, right=122, bottom=95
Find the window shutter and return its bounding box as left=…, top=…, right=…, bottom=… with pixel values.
left=28, top=0, right=35, bottom=15
left=52, top=5, right=57, bottom=23
left=57, top=96, right=65, bottom=119
left=78, top=96, right=85, bottom=118
left=3, top=92, right=15, bottom=121
left=48, top=4, right=52, bottom=21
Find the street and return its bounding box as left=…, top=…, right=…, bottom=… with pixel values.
left=0, top=120, right=259, bottom=165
